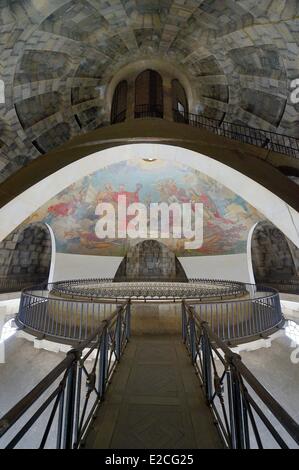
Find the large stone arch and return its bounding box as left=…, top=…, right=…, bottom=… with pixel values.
left=0, top=120, right=298, bottom=214
left=0, top=142, right=298, bottom=254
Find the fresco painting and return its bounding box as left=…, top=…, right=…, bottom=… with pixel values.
left=25, top=159, right=263, bottom=256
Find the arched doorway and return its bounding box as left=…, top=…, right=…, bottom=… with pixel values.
left=135, top=70, right=163, bottom=118
left=251, top=221, right=299, bottom=292
left=114, top=240, right=188, bottom=282
left=172, top=79, right=189, bottom=122
left=0, top=223, right=53, bottom=293
left=110, top=80, right=128, bottom=124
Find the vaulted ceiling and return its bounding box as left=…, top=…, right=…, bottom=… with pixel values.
left=0, top=0, right=299, bottom=185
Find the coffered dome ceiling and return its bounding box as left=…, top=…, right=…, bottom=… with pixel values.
left=0, top=0, right=299, bottom=184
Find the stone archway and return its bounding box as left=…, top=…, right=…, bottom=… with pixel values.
left=251, top=221, right=299, bottom=288
left=114, top=240, right=188, bottom=282
left=0, top=223, right=53, bottom=293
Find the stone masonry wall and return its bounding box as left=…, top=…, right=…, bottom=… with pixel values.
left=251, top=222, right=299, bottom=282
left=1, top=1, right=299, bottom=183
left=0, top=225, right=51, bottom=279
left=115, top=240, right=187, bottom=282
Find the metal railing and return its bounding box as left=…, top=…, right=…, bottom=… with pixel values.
left=0, top=302, right=131, bottom=449
left=182, top=302, right=299, bottom=449
left=173, top=109, right=299, bottom=159
left=50, top=278, right=248, bottom=301
left=16, top=281, right=283, bottom=344
left=17, top=286, right=125, bottom=344
left=135, top=103, right=163, bottom=119
left=0, top=297, right=295, bottom=449
left=257, top=279, right=299, bottom=295
left=187, top=285, right=283, bottom=342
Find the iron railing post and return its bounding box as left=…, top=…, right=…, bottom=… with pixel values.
left=202, top=326, right=213, bottom=403
left=227, top=358, right=247, bottom=449
left=18, top=293, right=25, bottom=323
left=189, top=310, right=197, bottom=364
left=98, top=326, right=108, bottom=399
left=115, top=309, right=122, bottom=361
left=125, top=302, right=131, bottom=341
left=182, top=302, right=187, bottom=343
left=62, top=356, right=78, bottom=449
left=56, top=389, right=65, bottom=449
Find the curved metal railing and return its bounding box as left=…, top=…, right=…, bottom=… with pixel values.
left=17, top=289, right=125, bottom=344
left=16, top=280, right=283, bottom=344
left=0, top=300, right=296, bottom=449
left=258, top=279, right=299, bottom=295
left=49, top=277, right=248, bottom=301
left=182, top=302, right=299, bottom=449
left=186, top=287, right=283, bottom=342
left=173, top=109, right=299, bottom=159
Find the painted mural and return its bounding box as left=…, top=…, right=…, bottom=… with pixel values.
left=25, top=159, right=263, bottom=256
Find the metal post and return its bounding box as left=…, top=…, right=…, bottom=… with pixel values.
left=202, top=328, right=213, bottom=403
left=98, top=327, right=108, bottom=399
left=182, top=303, right=187, bottom=343
left=18, top=294, right=25, bottom=323
left=226, top=361, right=246, bottom=449
left=115, top=310, right=122, bottom=361
left=56, top=389, right=65, bottom=449
left=189, top=314, right=196, bottom=364
left=125, top=302, right=131, bottom=341
left=62, top=358, right=78, bottom=449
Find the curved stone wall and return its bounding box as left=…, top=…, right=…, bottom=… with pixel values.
left=0, top=1, right=299, bottom=183
left=251, top=221, right=299, bottom=284
left=0, top=224, right=52, bottom=290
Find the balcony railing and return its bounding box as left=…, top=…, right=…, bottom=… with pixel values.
left=15, top=280, right=283, bottom=344
left=173, top=109, right=299, bottom=159
left=254, top=278, right=299, bottom=295
left=135, top=103, right=163, bottom=119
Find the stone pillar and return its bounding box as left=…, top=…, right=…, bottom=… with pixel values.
left=126, top=77, right=135, bottom=120
left=163, top=77, right=173, bottom=121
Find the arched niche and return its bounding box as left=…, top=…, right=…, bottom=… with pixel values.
left=135, top=70, right=163, bottom=118
left=0, top=223, right=55, bottom=292
left=172, top=79, right=189, bottom=121
left=110, top=80, right=128, bottom=124
left=250, top=221, right=298, bottom=286
left=114, top=240, right=188, bottom=282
